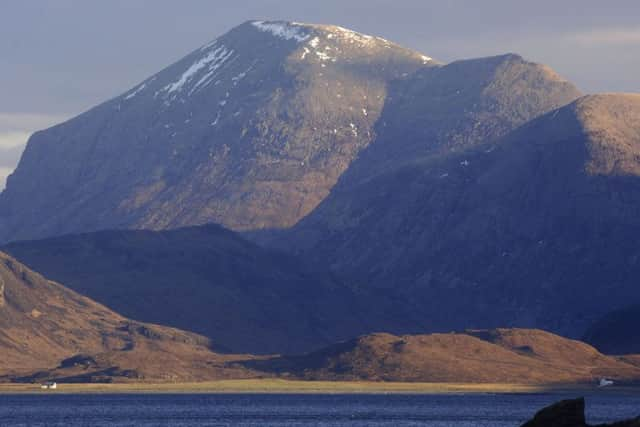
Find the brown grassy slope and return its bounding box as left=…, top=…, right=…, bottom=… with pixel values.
left=0, top=251, right=257, bottom=382
left=246, top=329, right=640, bottom=384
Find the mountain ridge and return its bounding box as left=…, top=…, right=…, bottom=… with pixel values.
left=0, top=20, right=579, bottom=243
left=281, top=93, right=640, bottom=339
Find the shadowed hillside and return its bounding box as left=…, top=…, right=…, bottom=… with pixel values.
left=583, top=304, right=640, bottom=355
left=285, top=94, right=640, bottom=339
left=333, top=53, right=581, bottom=189
left=3, top=224, right=367, bottom=355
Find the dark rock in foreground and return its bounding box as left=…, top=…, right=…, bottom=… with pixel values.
left=521, top=398, right=586, bottom=427
left=521, top=398, right=640, bottom=427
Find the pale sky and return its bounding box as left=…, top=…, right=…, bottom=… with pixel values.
left=1, top=0, right=639, bottom=188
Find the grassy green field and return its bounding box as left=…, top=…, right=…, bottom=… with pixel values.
left=0, top=379, right=601, bottom=394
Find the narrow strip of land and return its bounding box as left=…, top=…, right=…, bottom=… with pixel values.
left=0, top=380, right=612, bottom=395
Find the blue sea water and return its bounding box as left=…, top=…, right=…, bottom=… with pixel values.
left=0, top=392, right=638, bottom=426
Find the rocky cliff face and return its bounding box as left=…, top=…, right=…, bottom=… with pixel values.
left=0, top=20, right=433, bottom=242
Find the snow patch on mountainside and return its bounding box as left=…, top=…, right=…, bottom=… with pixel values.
left=199, top=38, right=218, bottom=52
left=160, top=44, right=235, bottom=98
left=330, top=25, right=379, bottom=46
left=251, top=21, right=310, bottom=42
left=315, top=49, right=333, bottom=62
left=300, top=35, right=339, bottom=64
left=291, top=23, right=433, bottom=67
left=124, top=83, right=147, bottom=100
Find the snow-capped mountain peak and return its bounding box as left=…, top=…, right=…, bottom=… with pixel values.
left=251, top=20, right=311, bottom=42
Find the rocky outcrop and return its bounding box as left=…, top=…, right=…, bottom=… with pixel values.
left=521, top=398, right=587, bottom=427
left=521, top=398, right=640, bottom=427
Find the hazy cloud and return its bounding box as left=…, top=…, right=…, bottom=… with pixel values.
left=0, top=113, right=67, bottom=189
left=0, top=145, right=26, bottom=168
left=0, top=113, right=66, bottom=133
left=0, top=131, right=31, bottom=149
left=567, top=28, right=640, bottom=45
left=0, top=167, right=14, bottom=190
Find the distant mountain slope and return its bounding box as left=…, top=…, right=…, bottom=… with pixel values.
left=3, top=224, right=366, bottom=355
left=286, top=94, right=640, bottom=338
left=0, top=251, right=256, bottom=382
left=583, top=305, right=640, bottom=355
left=333, top=53, right=581, bottom=189
left=0, top=20, right=434, bottom=242
left=246, top=329, right=640, bottom=384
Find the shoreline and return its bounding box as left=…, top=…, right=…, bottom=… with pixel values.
left=0, top=379, right=633, bottom=395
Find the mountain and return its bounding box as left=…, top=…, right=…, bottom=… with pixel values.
left=284, top=94, right=640, bottom=338
left=0, top=22, right=580, bottom=244
left=2, top=224, right=366, bottom=355
left=1, top=18, right=623, bottom=357
left=0, top=251, right=257, bottom=382
left=245, top=328, right=640, bottom=384
left=583, top=304, right=640, bottom=355
left=325, top=53, right=581, bottom=190
left=0, top=20, right=434, bottom=243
